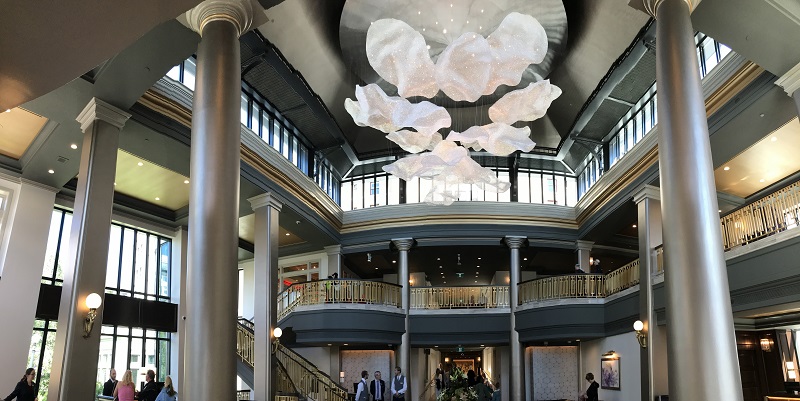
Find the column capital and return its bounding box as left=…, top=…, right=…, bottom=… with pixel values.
left=504, top=236, right=526, bottom=249
left=248, top=193, right=282, bottom=212
left=630, top=0, right=699, bottom=17
left=392, top=238, right=414, bottom=252
left=324, top=245, right=342, bottom=256
left=184, top=0, right=263, bottom=37
left=575, top=240, right=594, bottom=252
left=633, top=185, right=661, bottom=204
left=76, top=98, right=130, bottom=132
left=775, top=60, right=800, bottom=97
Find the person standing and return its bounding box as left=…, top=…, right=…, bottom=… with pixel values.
left=473, top=376, right=493, bottom=401
left=434, top=364, right=443, bottom=398
left=114, top=370, right=136, bottom=401
left=102, top=368, right=118, bottom=397
left=155, top=376, right=177, bottom=401
left=581, top=372, right=599, bottom=401
left=355, top=371, right=369, bottom=401
left=390, top=367, right=406, bottom=401
left=490, top=380, right=501, bottom=401
left=139, top=370, right=159, bottom=401
left=3, top=368, right=37, bottom=401
left=370, top=371, right=386, bottom=401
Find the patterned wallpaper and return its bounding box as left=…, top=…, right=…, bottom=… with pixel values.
left=532, top=346, right=578, bottom=401
left=341, top=350, right=394, bottom=393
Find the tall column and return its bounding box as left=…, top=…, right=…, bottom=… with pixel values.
left=392, top=238, right=414, bottom=395
left=646, top=0, right=744, bottom=400
left=170, top=227, right=188, bottom=394
left=633, top=186, right=663, bottom=401
left=575, top=240, right=593, bottom=272
left=249, top=193, right=282, bottom=401
left=0, top=180, right=57, bottom=389
left=183, top=2, right=255, bottom=401
left=505, top=236, right=526, bottom=401
left=324, top=244, right=342, bottom=277
left=48, top=98, right=130, bottom=400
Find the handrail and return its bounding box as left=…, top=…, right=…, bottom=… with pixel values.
left=278, top=279, right=402, bottom=320
left=655, top=245, right=664, bottom=273
left=720, top=181, right=800, bottom=250
left=604, top=259, right=640, bottom=296
left=275, top=341, right=349, bottom=401
left=410, top=286, right=509, bottom=309
left=518, top=274, right=606, bottom=304
left=238, top=317, right=255, bottom=332
left=237, top=322, right=255, bottom=367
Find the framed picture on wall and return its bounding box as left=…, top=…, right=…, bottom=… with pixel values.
left=601, top=354, right=620, bottom=390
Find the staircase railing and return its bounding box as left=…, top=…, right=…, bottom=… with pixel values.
left=275, top=341, right=349, bottom=401
left=236, top=320, right=255, bottom=367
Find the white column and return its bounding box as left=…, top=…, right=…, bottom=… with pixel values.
left=170, top=227, right=188, bottom=394
left=392, top=238, right=414, bottom=397
left=249, top=193, right=282, bottom=401
left=775, top=60, right=800, bottom=116
left=0, top=180, right=57, bottom=388
left=575, top=240, right=594, bottom=272
left=633, top=185, right=663, bottom=401
left=49, top=98, right=130, bottom=401
left=505, top=236, right=525, bottom=401
left=324, top=245, right=342, bottom=277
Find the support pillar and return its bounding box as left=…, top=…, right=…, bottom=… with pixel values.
left=324, top=244, right=342, bottom=277
left=249, top=193, right=282, bottom=401
left=646, top=0, right=744, bottom=399
left=505, top=236, right=526, bottom=401
left=48, top=98, right=130, bottom=401
left=0, top=180, right=57, bottom=389
left=633, top=186, right=663, bottom=401
left=575, top=240, right=594, bottom=272
left=183, top=2, right=255, bottom=401
left=392, top=238, right=414, bottom=396
left=774, top=60, right=800, bottom=116
left=171, top=227, right=189, bottom=393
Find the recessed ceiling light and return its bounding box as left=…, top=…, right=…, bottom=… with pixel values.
left=328, top=343, right=332, bottom=346
left=434, top=345, right=438, bottom=348
left=439, top=266, right=442, bottom=268
left=343, top=343, right=348, bottom=346
left=184, top=180, right=189, bottom=184
left=137, top=162, right=143, bottom=167
left=633, top=224, right=637, bottom=228
left=478, top=257, right=481, bottom=260
left=523, top=257, right=528, bottom=261
left=443, top=28, right=447, bottom=34
left=723, top=166, right=730, bottom=171
left=392, top=260, right=396, bottom=263
left=437, top=257, right=440, bottom=261
left=477, top=265, right=480, bottom=268
left=375, top=267, right=379, bottom=270
left=443, top=281, right=446, bottom=283
left=450, top=18, right=453, bottom=22
left=474, top=280, right=478, bottom=283
left=155, top=197, right=160, bottom=201
left=70, top=144, right=78, bottom=149
left=427, top=45, right=431, bottom=50
left=771, top=136, right=777, bottom=142
left=285, top=233, right=290, bottom=236
left=760, top=113, right=765, bottom=117
left=718, top=209, right=722, bottom=213
left=47, top=169, right=54, bottom=174
left=4, top=109, right=10, bottom=113
left=760, top=179, right=765, bottom=183
left=114, top=182, right=117, bottom=186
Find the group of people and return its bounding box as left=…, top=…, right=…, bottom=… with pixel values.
left=354, top=367, right=407, bottom=401
left=101, top=368, right=177, bottom=401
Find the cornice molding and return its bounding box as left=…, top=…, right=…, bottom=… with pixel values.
left=184, top=0, right=259, bottom=37
left=76, top=97, right=131, bottom=132
left=504, top=236, right=527, bottom=249
left=575, top=240, right=594, bottom=251
left=775, top=60, right=800, bottom=96
left=248, top=192, right=282, bottom=211
left=391, top=238, right=414, bottom=251
left=632, top=185, right=661, bottom=204
left=632, top=0, right=699, bottom=17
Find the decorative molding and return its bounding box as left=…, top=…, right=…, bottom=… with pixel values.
left=632, top=184, right=660, bottom=204
left=765, top=0, right=800, bottom=26
left=20, top=120, right=59, bottom=171
left=19, top=178, right=59, bottom=194
left=248, top=192, right=283, bottom=211
left=505, top=236, right=527, bottom=249
left=391, top=238, right=414, bottom=251
left=324, top=245, right=342, bottom=256
left=183, top=0, right=260, bottom=37
left=575, top=239, right=594, bottom=251
left=775, top=60, right=800, bottom=96
left=76, top=98, right=131, bottom=132
left=706, top=62, right=764, bottom=115
left=634, top=0, right=699, bottom=17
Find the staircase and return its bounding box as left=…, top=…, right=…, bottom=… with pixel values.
left=236, top=318, right=349, bottom=401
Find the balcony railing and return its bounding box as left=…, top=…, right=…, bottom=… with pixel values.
left=518, top=274, right=606, bottom=304
left=277, top=279, right=402, bottom=320
left=605, top=259, right=640, bottom=296
left=410, top=285, right=510, bottom=309
left=720, top=181, right=800, bottom=250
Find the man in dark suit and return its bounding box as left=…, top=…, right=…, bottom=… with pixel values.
left=139, top=370, right=159, bottom=401
left=102, top=369, right=117, bottom=396
left=370, top=370, right=386, bottom=401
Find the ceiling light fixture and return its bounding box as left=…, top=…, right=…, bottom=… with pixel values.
left=47, top=169, right=54, bottom=174
left=155, top=197, right=160, bottom=201
left=392, top=260, right=396, bottom=263
left=184, top=180, right=189, bottom=184
left=347, top=13, right=559, bottom=205
left=723, top=166, right=730, bottom=171
left=523, top=257, right=527, bottom=261
left=137, top=162, right=143, bottom=167
left=760, top=179, right=765, bottom=183
left=285, top=233, right=290, bottom=236
left=4, top=109, right=10, bottom=113
left=633, top=224, right=637, bottom=228
left=70, top=144, right=78, bottom=149
left=771, top=136, right=777, bottom=142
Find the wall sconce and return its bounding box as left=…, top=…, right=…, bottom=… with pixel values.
left=633, top=320, right=647, bottom=348
left=760, top=337, right=774, bottom=352
left=477, top=357, right=481, bottom=362
left=83, top=293, right=102, bottom=338
left=602, top=350, right=617, bottom=358
left=339, top=371, right=345, bottom=384
left=444, top=357, right=450, bottom=363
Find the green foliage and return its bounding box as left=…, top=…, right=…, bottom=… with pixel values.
left=436, top=367, right=478, bottom=401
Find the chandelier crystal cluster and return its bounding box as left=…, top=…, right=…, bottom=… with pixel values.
left=345, top=12, right=561, bottom=205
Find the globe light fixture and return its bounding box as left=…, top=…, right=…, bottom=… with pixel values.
left=83, top=293, right=102, bottom=338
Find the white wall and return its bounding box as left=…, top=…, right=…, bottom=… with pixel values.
left=241, top=260, right=255, bottom=319
left=531, top=346, right=579, bottom=401
left=341, top=350, right=394, bottom=393
left=580, top=332, right=641, bottom=401
left=296, top=347, right=336, bottom=377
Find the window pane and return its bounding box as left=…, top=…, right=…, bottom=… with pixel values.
left=158, top=341, right=169, bottom=381
left=183, top=59, right=196, bottom=91
left=55, top=213, right=73, bottom=283
left=120, top=230, right=134, bottom=292
left=388, top=176, right=400, bottom=205
left=250, top=104, right=260, bottom=133
left=498, top=171, right=511, bottom=202
left=147, top=236, right=158, bottom=296
left=145, top=339, right=157, bottom=374
left=240, top=94, right=249, bottom=127
left=543, top=175, right=556, bottom=204
left=134, top=231, right=148, bottom=296
left=260, top=111, right=270, bottom=141
left=166, top=64, right=181, bottom=81
left=106, top=225, right=121, bottom=289
left=351, top=180, right=363, bottom=210
left=518, top=172, right=531, bottom=203
left=340, top=181, right=352, bottom=211
left=363, top=176, right=373, bottom=208
left=554, top=175, right=566, bottom=206
left=272, top=120, right=281, bottom=151
left=471, top=184, right=484, bottom=202
left=282, top=129, right=290, bottom=159
left=374, top=176, right=387, bottom=207
left=130, top=338, right=143, bottom=380
left=566, top=176, right=578, bottom=206
left=159, top=239, right=170, bottom=298
left=531, top=174, right=543, bottom=204
left=406, top=178, right=419, bottom=204
left=114, top=336, right=129, bottom=378
left=42, top=211, right=62, bottom=279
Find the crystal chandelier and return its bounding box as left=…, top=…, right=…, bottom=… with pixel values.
left=345, top=12, right=561, bottom=205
